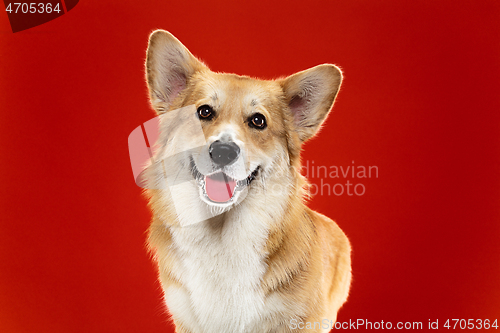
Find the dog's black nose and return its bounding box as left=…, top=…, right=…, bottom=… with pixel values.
left=209, top=141, right=240, bottom=167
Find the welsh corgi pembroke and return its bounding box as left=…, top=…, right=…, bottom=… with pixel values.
left=143, top=30, right=351, bottom=333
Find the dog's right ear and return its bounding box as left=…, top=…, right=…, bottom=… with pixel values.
left=280, top=64, right=342, bottom=143
left=146, top=30, right=206, bottom=113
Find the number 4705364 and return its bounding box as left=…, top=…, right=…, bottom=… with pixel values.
left=5, top=3, right=61, bottom=14
left=444, top=319, right=498, bottom=330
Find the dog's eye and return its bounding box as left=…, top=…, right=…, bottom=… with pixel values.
left=249, top=113, right=267, bottom=130
left=197, top=105, right=215, bottom=120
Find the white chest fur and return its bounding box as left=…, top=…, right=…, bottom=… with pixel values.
left=165, top=206, right=272, bottom=333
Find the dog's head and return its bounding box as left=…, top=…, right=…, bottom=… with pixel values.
left=145, top=30, right=342, bottom=224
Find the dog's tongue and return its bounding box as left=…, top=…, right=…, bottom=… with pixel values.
left=205, top=172, right=236, bottom=203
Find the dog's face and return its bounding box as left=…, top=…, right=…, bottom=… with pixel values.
left=145, top=30, right=342, bottom=223
left=176, top=72, right=290, bottom=207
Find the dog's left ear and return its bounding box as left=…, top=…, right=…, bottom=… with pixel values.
left=146, top=30, right=206, bottom=113
left=280, top=64, right=342, bottom=142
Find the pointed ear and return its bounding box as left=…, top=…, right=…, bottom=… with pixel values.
left=146, top=30, right=206, bottom=113
left=280, top=64, right=342, bottom=142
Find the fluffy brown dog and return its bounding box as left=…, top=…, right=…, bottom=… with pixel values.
left=144, top=30, right=351, bottom=333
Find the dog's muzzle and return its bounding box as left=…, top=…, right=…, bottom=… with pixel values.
left=189, top=146, right=260, bottom=204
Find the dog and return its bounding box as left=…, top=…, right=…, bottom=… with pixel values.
left=143, top=30, right=351, bottom=333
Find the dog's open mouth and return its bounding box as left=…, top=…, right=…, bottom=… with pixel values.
left=204, top=172, right=237, bottom=203
left=190, top=157, right=259, bottom=204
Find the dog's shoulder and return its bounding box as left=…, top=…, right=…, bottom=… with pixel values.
left=307, top=208, right=352, bottom=316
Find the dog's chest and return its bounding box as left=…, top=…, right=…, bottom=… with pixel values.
left=168, top=216, right=269, bottom=332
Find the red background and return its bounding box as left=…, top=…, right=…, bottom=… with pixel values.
left=1, top=1, right=499, bottom=332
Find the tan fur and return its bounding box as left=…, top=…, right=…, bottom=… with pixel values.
left=144, top=30, right=351, bottom=333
